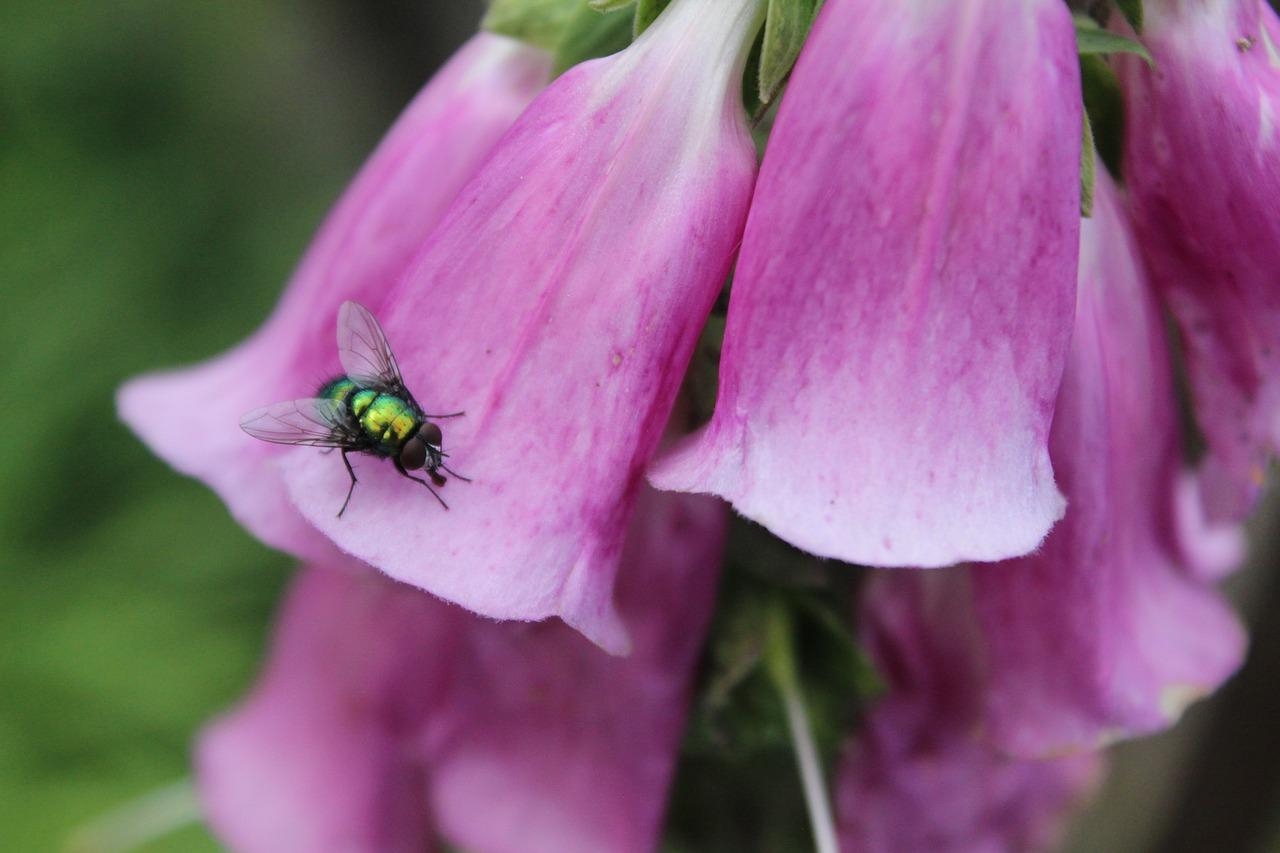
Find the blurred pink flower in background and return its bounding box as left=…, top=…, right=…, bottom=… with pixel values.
left=653, top=0, right=1082, bottom=569
left=199, top=488, right=726, bottom=853
left=118, top=33, right=552, bottom=560
left=1120, top=0, right=1280, bottom=521
left=837, top=574, right=1101, bottom=853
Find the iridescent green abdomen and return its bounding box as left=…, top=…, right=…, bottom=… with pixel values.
left=350, top=388, right=377, bottom=417
left=360, top=394, right=420, bottom=453
left=318, top=375, right=422, bottom=456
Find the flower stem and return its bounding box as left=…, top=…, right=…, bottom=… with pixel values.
left=765, top=602, right=840, bottom=853
left=65, top=778, right=200, bottom=853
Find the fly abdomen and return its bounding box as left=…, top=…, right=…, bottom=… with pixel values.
left=357, top=393, right=420, bottom=454
left=319, top=376, right=419, bottom=454
left=350, top=388, right=377, bottom=418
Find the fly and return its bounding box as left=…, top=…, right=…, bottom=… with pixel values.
left=240, top=300, right=469, bottom=516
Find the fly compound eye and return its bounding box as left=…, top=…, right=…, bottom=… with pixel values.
left=420, top=422, right=443, bottom=448
left=399, top=437, right=427, bottom=471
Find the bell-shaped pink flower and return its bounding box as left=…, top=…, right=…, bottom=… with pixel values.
left=198, top=568, right=444, bottom=853
left=651, top=0, right=1082, bottom=568
left=198, top=488, right=726, bottom=853
left=117, top=33, right=552, bottom=560
left=837, top=574, right=1101, bottom=853
left=282, top=0, right=762, bottom=652
left=1169, top=471, right=1246, bottom=583
left=1120, top=0, right=1280, bottom=521
left=968, top=169, right=1246, bottom=756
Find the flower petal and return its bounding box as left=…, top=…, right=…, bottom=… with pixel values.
left=1168, top=471, right=1247, bottom=583
left=837, top=573, right=1101, bottom=853
left=969, top=170, right=1246, bottom=756
left=650, top=0, right=1081, bottom=568
left=1120, top=0, right=1280, bottom=520
left=423, top=488, right=726, bottom=853
left=117, top=34, right=551, bottom=559
left=284, top=0, right=760, bottom=651
left=197, top=567, right=452, bottom=853
left=197, top=488, right=726, bottom=853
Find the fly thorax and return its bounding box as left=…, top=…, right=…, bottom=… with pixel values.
left=319, top=376, right=358, bottom=406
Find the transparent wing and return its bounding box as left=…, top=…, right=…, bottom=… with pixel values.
left=240, top=398, right=352, bottom=447
left=337, top=300, right=405, bottom=391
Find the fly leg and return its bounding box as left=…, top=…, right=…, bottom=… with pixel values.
left=420, top=410, right=465, bottom=419
left=395, top=459, right=448, bottom=510
left=439, top=462, right=471, bottom=482
left=433, top=450, right=471, bottom=483
left=337, top=450, right=358, bottom=518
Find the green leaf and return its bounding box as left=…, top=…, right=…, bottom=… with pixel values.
left=1114, top=0, right=1143, bottom=33
left=554, top=5, right=635, bottom=75
left=701, top=588, right=769, bottom=715
left=682, top=581, right=782, bottom=757
left=483, top=0, right=585, bottom=52
left=1081, top=107, right=1096, bottom=218
left=587, top=0, right=635, bottom=10
left=633, top=0, right=671, bottom=36
left=742, top=24, right=766, bottom=122
left=763, top=593, right=876, bottom=759
left=757, top=0, right=818, bottom=105
left=1073, top=13, right=1153, bottom=65
left=1080, top=52, right=1126, bottom=179
left=792, top=594, right=884, bottom=701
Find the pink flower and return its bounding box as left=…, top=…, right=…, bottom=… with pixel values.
left=117, top=33, right=552, bottom=560
left=837, top=574, right=1101, bottom=853
left=838, top=168, right=1244, bottom=847
left=281, top=0, right=762, bottom=652
left=1119, top=0, right=1280, bottom=521
left=110, top=1, right=1278, bottom=846
left=968, top=168, right=1246, bottom=756
left=652, top=0, right=1082, bottom=568
left=1169, top=471, right=1246, bottom=583
left=197, top=488, right=727, bottom=853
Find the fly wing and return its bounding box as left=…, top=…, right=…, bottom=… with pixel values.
left=240, top=398, right=353, bottom=447
left=337, top=300, right=406, bottom=392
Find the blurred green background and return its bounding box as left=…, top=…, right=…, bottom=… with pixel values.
left=1, top=1, right=481, bottom=849
left=3, top=1, right=1280, bottom=851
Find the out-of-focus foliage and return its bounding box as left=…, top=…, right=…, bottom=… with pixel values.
left=553, top=5, right=634, bottom=74
left=0, top=0, right=430, bottom=848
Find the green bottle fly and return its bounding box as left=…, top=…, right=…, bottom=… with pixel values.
left=240, top=302, right=468, bottom=516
